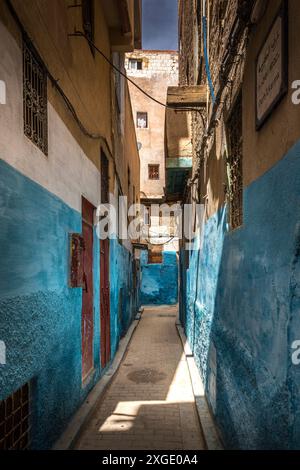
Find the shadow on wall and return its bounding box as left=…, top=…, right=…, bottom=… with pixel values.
left=0, top=160, right=138, bottom=449
left=140, top=252, right=178, bottom=306
left=182, top=141, right=300, bottom=449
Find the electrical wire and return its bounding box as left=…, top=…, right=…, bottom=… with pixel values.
left=69, top=31, right=205, bottom=115
left=5, top=0, right=104, bottom=140
left=145, top=236, right=175, bottom=246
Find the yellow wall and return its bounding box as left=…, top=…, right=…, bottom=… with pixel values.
left=1, top=0, right=140, bottom=200
left=243, top=0, right=300, bottom=187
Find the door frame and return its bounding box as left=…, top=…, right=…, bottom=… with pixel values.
left=81, top=196, right=95, bottom=383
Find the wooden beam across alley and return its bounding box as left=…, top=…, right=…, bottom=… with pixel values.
left=167, top=85, right=206, bottom=108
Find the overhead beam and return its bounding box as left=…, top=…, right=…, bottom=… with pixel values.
left=118, top=0, right=131, bottom=35
left=167, top=85, right=206, bottom=108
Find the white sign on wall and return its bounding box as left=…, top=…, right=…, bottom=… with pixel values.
left=256, top=2, right=288, bottom=129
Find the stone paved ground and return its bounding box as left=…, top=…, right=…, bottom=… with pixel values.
left=75, top=305, right=206, bottom=450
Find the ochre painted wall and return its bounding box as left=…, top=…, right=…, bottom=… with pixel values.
left=126, top=50, right=178, bottom=199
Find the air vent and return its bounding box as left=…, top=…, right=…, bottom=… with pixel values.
left=0, top=382, right=31, bottom=450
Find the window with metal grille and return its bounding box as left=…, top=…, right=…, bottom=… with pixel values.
left=148, top=246, right=163, bottom=264
left=137, top=112, right=148, bottom=128
left=227, top=93, right=243, bottom=230
left=148, top=164, right=159, bottom=180
left=129, top=59, right=143, bottom=70
left=0, top=382, right=31, bottom=450
left=82, top=0, right=95, bottom=56
left=23, top=37, right=48, bottom=155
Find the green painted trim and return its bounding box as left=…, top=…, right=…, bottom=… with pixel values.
left=166, top=157, right=192, bottom=169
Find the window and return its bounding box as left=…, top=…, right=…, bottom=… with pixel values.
left=227, top=93, right=243, bottom=230
left=148, top=164, right=159, bottom=180
left=101, top=151, right=109, bottom=204
left=82, top=0, right=95, bottom=56
left=129, top=58, right=143, bottom=70
left=144, top=206, right=150, bottom=225
left=148, top=246, right=163, bottom=264
left=137, top=112, right=148, bottom=128
left=0, top=382, right=31, bottom=450
left=23, top=37, right=48, bottom=155
left=161, top=211, right=176, bottom=235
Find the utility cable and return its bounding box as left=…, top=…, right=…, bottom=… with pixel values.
left=145, top=236, right=175, bottom=246
left=6, top=0, right=204, bottom=144
left=69, top=31, right=205, bottom=115
left=5, top=0, right=103, bottom=140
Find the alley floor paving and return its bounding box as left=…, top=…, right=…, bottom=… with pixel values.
left=75, top=305, right=206, bottom=450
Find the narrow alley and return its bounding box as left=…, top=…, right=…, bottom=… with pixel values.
left=75, top=306, right=205, bottom=451
left=2, top=0, right=300, bottom=459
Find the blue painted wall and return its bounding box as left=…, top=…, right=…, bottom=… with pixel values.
left=110, top=238, right=136, bottom=358
left=140, top=251, right=178, bottom=305
left=180, top=140, right=300, bottom=449
left=0, top=159, right=134, bottom=449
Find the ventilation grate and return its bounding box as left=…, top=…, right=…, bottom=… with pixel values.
left=0, top=382, right=31, bottom=450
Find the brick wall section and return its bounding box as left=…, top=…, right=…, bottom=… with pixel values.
left=178, top=0, right=251, bottom=198
left=125, top=50, right=179, bottom=199
left=126, top=50, right=178, bottom=80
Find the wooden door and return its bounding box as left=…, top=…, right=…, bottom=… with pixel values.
left=81, top=197, right=95, bottom=381
left=100, top=152, right=110, bottom=368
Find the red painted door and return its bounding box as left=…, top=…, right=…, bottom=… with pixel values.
left=100, top=151, right=110, bottom=368
left=81, top=197, right=95, bottom=381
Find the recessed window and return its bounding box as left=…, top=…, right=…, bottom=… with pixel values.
left=23, top=37, right=48, bottom=155
left=129, top=58, right=143, bottom=70
left=137, top=112, right=148, bottom=128
left=0, top=382, right=31, bottom=450
left=144, top=206, right=150, bottom=225
left=148, top=164, right=159, bottom=180
left=227, top=93, right=243, bottom=230
left=148, top=246, right=163, bottom=264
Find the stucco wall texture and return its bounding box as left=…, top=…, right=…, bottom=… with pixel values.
left=0, top=159, right=135, bottom=449
left=140, top=251, right=178, bottom=306
left=181, top=141, right=300, bottom=449
left=177, top=0, right=300, bottom=450
left=0, top=1, right=140, bottom=449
